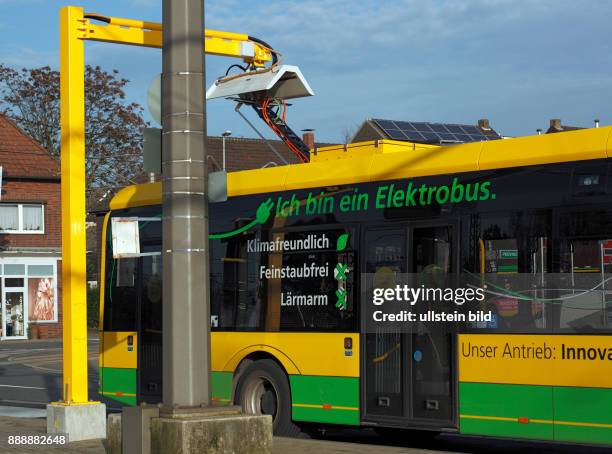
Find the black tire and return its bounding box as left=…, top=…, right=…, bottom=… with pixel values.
left=234, top=359, right=302, bottom=437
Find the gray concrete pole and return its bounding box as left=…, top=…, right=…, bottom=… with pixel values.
left=161, top=0, right=210, bottom=408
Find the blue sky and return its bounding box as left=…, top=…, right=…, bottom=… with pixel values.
left=1, top=0, right=611, bottom=142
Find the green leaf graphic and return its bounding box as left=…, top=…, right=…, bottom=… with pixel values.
left=336, top=233, right=349, bottom=251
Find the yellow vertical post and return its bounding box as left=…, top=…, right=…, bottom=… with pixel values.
left=59, top=5, right=89, bottom=404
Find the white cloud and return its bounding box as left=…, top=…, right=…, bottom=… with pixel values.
left=0, top=45, right=57, bottom=68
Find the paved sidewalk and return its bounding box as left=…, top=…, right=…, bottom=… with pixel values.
left=0, top=414, right=452, bottom=454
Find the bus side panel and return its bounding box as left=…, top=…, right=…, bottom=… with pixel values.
left=460, top=385, right=612, bottom=445
left=554, top=387, right=612, bottom=445
left=290, top=375, right=360, bottom=425
left=458, top=334, right=612, bottom=445
left=211, top=371, right=233, bottom=405
left=100, top=367, right=137, bottom=406
left=459, top=382, right=553, bottom=440
left=211, top=332, right=359, bottom=377
left=100, top=331, right=138, bottom=406
left=211, top=332, right=360, bottom=424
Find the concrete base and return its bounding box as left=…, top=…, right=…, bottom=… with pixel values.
left=122, top=405, right=160, bottom=454
left=151, top=410, right=272, bottom=454
left=106, top=413, right=122, bottom=454
left=105, top=406, right=272, bottom=454
left=47, top=402, right=106, bottom=442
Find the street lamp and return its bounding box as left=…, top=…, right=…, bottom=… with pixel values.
left=222, top=130, right=232, bottom=170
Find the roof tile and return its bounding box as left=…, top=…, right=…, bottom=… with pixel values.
left=0, top=114, right=59, bottom=179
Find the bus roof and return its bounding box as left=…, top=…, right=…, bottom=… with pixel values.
left=110, top=127, right=612, bottom=210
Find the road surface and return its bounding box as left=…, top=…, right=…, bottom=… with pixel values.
left=0, top=338, right=98, bottom=406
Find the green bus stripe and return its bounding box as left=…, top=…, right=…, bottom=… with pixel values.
left=211, top=371, right=233, bottom=403
left=100, top=367, right=137, bottom=396
left=459, top=382, right=553, bottom=440
left=554, top=387, right=612, bottom=444
left=101, top=393, right=137, bottom=407
left=460, top=383, right=612, bottom=445
left=290, top=375, right=359, bottom=426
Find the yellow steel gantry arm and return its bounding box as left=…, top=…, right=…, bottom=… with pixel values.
left=76, top=10, right=272, bottom=64
left=59, top=5, right=272, bottom=405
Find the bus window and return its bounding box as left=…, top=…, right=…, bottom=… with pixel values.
left=210, top=227, right=356, bottom=332
left=413, top=226, right=451, bottom=274
left=103, top=208, right=161, bottom=332
left=571, top=240, right=602, bottom=273
left=484, top=239, right=518, bottom=274
left=558, top=239, right=612, bottom=332
left=277, top=228, right=357, bottom=332
left=572, top=164, right=606, bottom=196
left=477, top=212, right=551, bottom=332
left=104, top=256, right=138, bottom=332
left=210, top=231, right=263, bottom=331
left=116, top=258, right=136, bottom=287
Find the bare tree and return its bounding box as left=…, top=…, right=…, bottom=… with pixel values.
left=0, top=64, right=147, bottom=207
left=341, top=122, right=359, bottom=144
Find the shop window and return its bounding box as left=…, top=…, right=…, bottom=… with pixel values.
left=0, top=263, right=57, bottom=329
left=5, top=278, right=24, bottom=287
left=28, top=276, right=56, bottom=322
left=5, top=264, right=25, bottom=275
left=4, top=292, right=24, bottom=337
left=28, top=265, right=54, bottom=277
left=0, top=204, right=44, bottom=233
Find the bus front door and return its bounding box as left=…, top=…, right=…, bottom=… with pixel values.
left=362, top=224, right=456, bottom=430
left=138, top=252, right=163, bottom=404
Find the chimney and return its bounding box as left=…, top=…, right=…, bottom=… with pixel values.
left=478, top=119, right=491, bottom=131
left=302, top=129, right=315, bottom=150
left=550, top=118, right=562, bottom=131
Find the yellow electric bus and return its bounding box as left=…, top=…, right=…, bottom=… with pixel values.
left=99, top=124, right=612, bottom=445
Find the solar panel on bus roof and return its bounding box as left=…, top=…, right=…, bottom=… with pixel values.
left=372, top=119, right=501, bottom=145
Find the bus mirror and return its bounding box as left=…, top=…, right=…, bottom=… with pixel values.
left=209, top=170, right=227, bottom=203
left=111, top=218, right=141, bottom=258
left=206, top=65, right=314, bottom=102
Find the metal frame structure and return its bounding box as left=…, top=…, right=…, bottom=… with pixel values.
left=58, top=5, right=271, bottom=405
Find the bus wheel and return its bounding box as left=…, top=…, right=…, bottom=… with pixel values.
left=235, top=359, right=301, bottom=437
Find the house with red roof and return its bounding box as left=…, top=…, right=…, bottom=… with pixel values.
left=0, top=114, right=61, bottom=340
